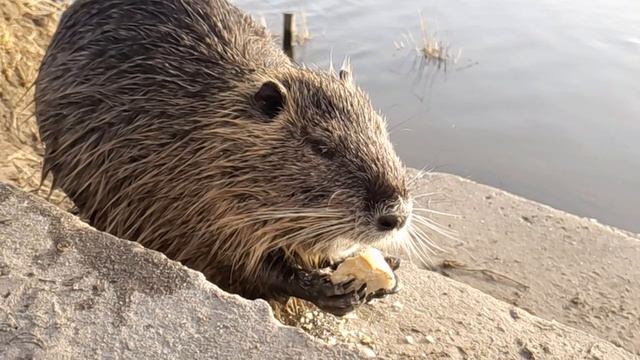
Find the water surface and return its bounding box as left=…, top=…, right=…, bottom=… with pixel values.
left=235, top=0, right=640, bottom=233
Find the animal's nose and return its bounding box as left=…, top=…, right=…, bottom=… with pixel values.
left=375, top=213, right=407, bottom=232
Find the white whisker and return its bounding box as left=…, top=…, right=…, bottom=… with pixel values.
left=275, top=219, right=353, bottom=248
left=411, top=224, right=445, bottom=253
left=410, top=192, right=442, bottom=200
left=412, top=207, right=460, bottom=218
left=412, top=214, right=458, bottom=239
left=406, top=166, right=435, bottom=188
left=407, top=228, right=433, bottom=266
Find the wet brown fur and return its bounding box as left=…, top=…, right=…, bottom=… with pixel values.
left=34, top=0, right=411, bottom=301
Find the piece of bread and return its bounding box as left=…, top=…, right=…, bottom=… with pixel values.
left=330, top=247, right=396, bottom=293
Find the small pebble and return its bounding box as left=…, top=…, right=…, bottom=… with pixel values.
left=358, top=345, right=376, bottom=358
left=425, top=335, right=436, bottom=344
left=405, top=335, right=415, bottom=344
left=392, top=301, right=403, bottom=311
left=360, top=334, right=373, bottom=345
left=509, top=308, right=521, bottom=320
left=304, top=312, right=314, bottom=320
left=56, top=241, right=71, bottom=252
left=343, top=312, right=358, bottom=320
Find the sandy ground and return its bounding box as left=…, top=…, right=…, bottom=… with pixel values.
left=413, top=171, right=640, bottom=355
left=1, top=0, right=638, bottom=357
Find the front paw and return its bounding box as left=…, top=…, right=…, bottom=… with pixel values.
left=293, top=270, right=368, bottom=317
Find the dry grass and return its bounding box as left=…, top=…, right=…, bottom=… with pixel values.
left=394, top=11, right=462, bottom=69
left=1, top=0, right=66, bottom=144
left=0, top=0, right=72, bottom=208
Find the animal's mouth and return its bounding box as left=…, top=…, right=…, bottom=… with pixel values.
left=318, top=221, right=411, bottom=265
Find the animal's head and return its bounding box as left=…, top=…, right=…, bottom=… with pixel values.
left=224, top=61, right=414, bottom=260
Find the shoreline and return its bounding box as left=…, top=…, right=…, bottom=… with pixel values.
left=408, top=170, right=640, bottom=354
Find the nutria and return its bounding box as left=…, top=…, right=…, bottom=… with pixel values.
left=34, top=0, right=415, bottom=316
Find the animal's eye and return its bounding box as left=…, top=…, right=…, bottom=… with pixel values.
left=307, top=136, right=335, bottom=160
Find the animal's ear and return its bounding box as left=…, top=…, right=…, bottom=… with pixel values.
left=339, top=57, right=353, bottom=85
left=253, top=80, right=286, bottom=119
left=338, top=69, right=352, bottom=84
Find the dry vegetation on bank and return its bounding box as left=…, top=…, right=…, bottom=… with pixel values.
left=394, top=11, right=462, bottom=69
left=0, top=0, right=71, bottom=207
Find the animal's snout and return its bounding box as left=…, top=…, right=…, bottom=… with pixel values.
left=375, top=213, right=407, bottom=232
left=366, top=173, right=411, bottom=232
left=370, top=188, right=412, bottom=233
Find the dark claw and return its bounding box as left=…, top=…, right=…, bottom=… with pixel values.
left=315, top=283, right=368, bottom=317
left=356, top=283, right=368, bottom=299
left=339, top=278, right=357, bottom=293
left=293, top=269, right=355, bottom=297
left=320, top=276, right=358, bottom=297
left=288, top=268, right=372, bottom=316
left=384, top=255, right=401, bottom=271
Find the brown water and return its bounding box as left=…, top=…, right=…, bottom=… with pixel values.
left=234, top=0, right=640, bottom=234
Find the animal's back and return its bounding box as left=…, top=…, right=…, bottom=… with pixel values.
left=42, top=0, right=285, bottom=70
left=35, top=0, right=291, bottom=215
